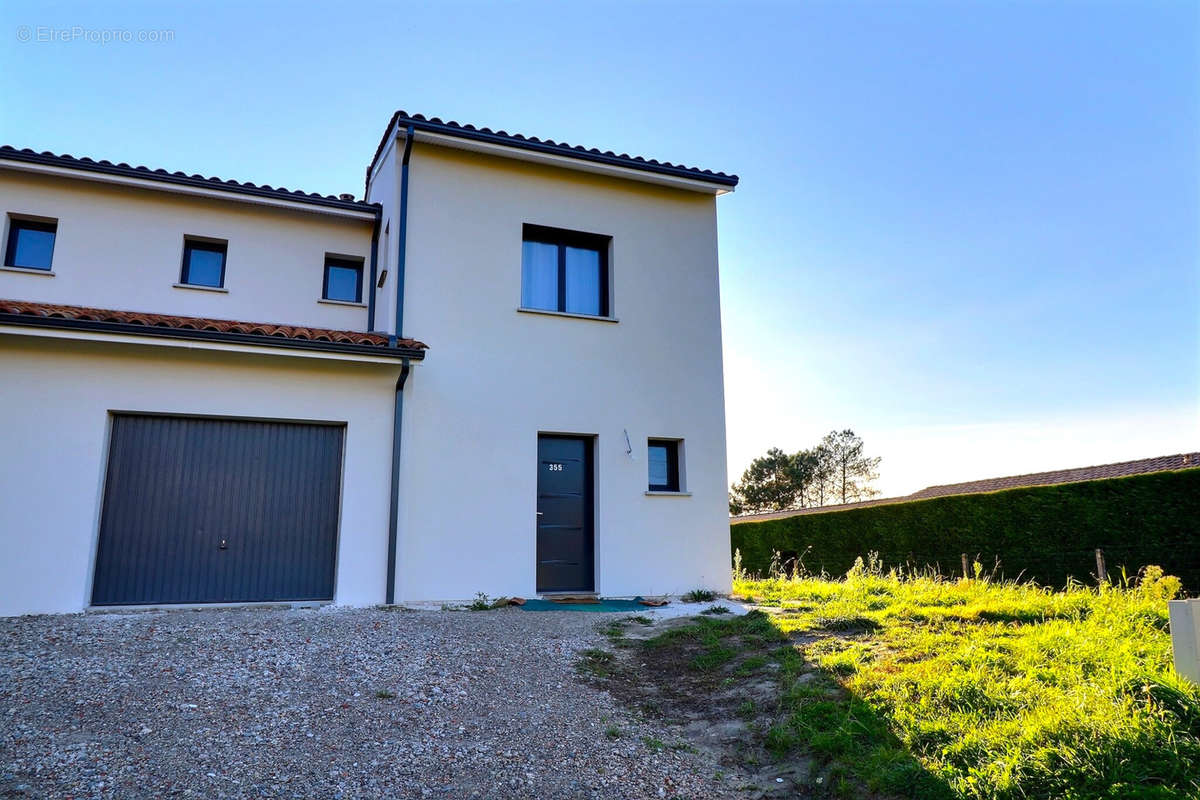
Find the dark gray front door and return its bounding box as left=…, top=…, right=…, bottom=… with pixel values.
left=536, top=435, right=594, bottom=593
left=91, top=415, right=344, bottom=606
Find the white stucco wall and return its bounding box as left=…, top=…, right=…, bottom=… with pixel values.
left=0, top=333, right=400, bottom=616
left=0, top=138, right=732, bottom=614
left=376, top=143, right=732, bottom=601
left=367, top=138, right=398, bottom=335
left=0, top=171, right=375, bottom=331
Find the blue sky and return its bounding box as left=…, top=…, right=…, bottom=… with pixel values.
left=3, top=1, right=1196, bottom=495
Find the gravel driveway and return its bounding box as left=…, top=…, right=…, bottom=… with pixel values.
left=1, top=607, right=733, bottom=799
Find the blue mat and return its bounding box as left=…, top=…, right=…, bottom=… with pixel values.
left=517, top=597, right=658, bottom=613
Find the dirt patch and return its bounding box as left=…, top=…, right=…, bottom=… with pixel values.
left=583, top=615, right=817, bottom=798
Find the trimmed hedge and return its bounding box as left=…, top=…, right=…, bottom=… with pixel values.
left=730, top=468, right=1200, bottom=591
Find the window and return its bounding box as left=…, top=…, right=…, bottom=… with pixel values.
left=5, top=217, right=57, bottom=270
left=648, top=439, right=681, bottom=492
left=180, top=238, right=227, bottom=288
left=323, top=257, right=363, bottom=303
left=521, top=224, right=610, bottom=317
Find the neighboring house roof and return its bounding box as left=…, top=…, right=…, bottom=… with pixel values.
left=730, top=452, right=1200, bottom=524
left=0, top=300, right=427, bottom=359
left=906, top=453, right=1200, bottom=500
left=0, top=145, right=377, bottom=214
left=367, top=110, right=740, bottom=192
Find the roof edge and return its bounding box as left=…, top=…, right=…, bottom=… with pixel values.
left=0, top=299, right=427, bottom=360
left=1, top=146, right=380, bottom=215
left=0, top=311, right=427, bottom=360
left=365, top=110, right=739, bottom=194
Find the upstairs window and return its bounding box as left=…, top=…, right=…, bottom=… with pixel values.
left=648, top=439, right=681, bottom=492
left=180, top=238, right=227, bottom=288
left=323, top=257, right=363, bottom=303
left=521, top=224, right=610, bottom=317
left=5, top=217, right=57, bottom=270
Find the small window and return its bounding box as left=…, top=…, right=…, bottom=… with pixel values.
left=180, top=238, right=227, bottom=288
left=5, top=217, right=57, bottom=270
left=323, top=257, right=363, bottom=303
left=648, top=439, right=681, bottom=492
left=521, top=224, right=610, bottom=317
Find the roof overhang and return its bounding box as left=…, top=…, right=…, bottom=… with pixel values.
left=367, top=113, right=739, bottom=197
left=0, top=151, right=380, bottom=222
left=0, top=314, right=425, bottom=364
left=410, top=130, right=735, bottom=195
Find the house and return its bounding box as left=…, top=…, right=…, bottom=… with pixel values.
left=0, top=112, right=739, bottom=616
left=730, top=452, right=1200, bottom=524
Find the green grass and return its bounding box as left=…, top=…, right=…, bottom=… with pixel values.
left=579, top=648, right=616, bottom=677
left=720, top=561, right=1200, bottom=799
left=682, top=588, right=719, bottom=603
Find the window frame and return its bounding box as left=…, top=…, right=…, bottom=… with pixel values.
left=180, top=237, right=228, bottom=288
left=322, top=256, right=364, bottom=304
left=521, top=223, right=611, bottom=318
left=647, top=439, right=681, bottom=493
left=4, top=216, right=58, bottom=271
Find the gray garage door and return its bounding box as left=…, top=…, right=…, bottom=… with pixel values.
left=91, top=415, right=344, bottom=606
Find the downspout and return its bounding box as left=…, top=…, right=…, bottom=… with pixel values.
left=386, top=358, right=412, bottom=605
left=366, top=208, right=380, bottom=331
left=385, top=124, right=417, bottom=603
left=391, top=124, right=415, bottom=345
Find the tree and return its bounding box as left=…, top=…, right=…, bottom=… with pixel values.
left=819, top=429, right=881, bottom=504
left=729, top=448, right=803, bottom=514
left=803, top=445, right=834, bottom=508
left=729, top=430, right=882, bottom=514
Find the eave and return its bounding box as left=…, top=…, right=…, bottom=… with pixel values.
left=0, top=313, right=426, bottom=363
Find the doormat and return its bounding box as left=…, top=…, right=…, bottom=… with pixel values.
left=517, top=597, right=664, bottom=613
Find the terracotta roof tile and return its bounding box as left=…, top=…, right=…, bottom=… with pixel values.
left=0, top=300, right=427, bottom=352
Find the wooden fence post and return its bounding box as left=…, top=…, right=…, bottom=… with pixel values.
left=1095, top=548, right=1107, bottom=585
left=961, top=553, right=970, bottom=580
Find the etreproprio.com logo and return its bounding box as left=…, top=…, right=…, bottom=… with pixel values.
left=16, top=25, right=175, bottom=44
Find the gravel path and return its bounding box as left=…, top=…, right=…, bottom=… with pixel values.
left=1, top=607, right=734, bottom=799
